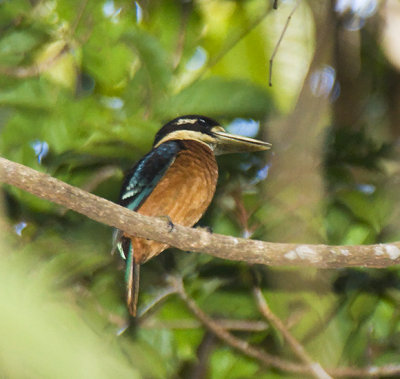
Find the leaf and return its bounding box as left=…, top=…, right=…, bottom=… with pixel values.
left=123, top=29, right=172, bottom=92
left=209, top=348, right=259, bottom=379
left=200, top=291, right=258, bottom=319
left=157, top=77, right=272, bottom=119
left=349, top=293, right=379, bottom=322
left=83, top=42, right=133, bottom=91
left=337, top=189, right=393, bottom=233
left=0, top=79, right=56, bottom=109
left=342, top=224, right=375, bottom=245
left=121, top=29, right=173, bottom=112
left=0, top=30, right=43, bottom=65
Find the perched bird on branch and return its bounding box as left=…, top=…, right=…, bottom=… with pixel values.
left=114, top=115, right=271, bottom=316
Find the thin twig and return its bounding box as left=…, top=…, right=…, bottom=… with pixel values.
left=0, top=0, right=87, bottom=80
left=232, top=191, right=251, bottom=233
left=2, top=159, right=400, bottom=376
left=253, top=287, right=331, bottom=379
left=141, top=318, right=269, bottom=332
left=301, top=299, right=345, bottom=345
left=189, top=5, right=271, bottom=85
left=169, top=275, right=400, bottom=377
left=167, top=275, right=308, bottom=374
left=70, top=0, right=89, bottom=34
left=1, top=157, right=400, bottom=268
left=172, top=2, right=192, bottom=69
left=137, top=286, right=177, bottom=319
left=0, top=44, right=69, bottom=78
left=80, top=166, right=120, bottom=193
left=186, top=332, right=215, bottom=379
left=269, top=0, right=300, bottom=86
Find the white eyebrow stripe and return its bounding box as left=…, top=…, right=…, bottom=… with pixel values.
left=175, top=118, right=198, bottom=125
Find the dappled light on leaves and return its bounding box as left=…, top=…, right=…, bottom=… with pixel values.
left=1, top=0, right=400, bottom=377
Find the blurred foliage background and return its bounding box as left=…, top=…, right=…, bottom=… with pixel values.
left=1, top=0, right=400, bottom=377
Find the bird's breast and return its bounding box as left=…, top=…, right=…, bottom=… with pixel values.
left=131, top=140, right=218, bottom=263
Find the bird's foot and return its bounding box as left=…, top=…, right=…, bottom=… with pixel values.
left=159, top=215, right=174, bottom=232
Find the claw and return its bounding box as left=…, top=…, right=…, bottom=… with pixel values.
left=160, top=215, right=174, bottom=232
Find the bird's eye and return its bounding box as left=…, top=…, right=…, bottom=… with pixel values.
left=198, top=118, right=206, bottom=125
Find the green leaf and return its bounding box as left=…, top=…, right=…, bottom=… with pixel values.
left=83, top=42, right=133, bottom=91
left=342, top=224, right=375, bottom=245
left=337, top=189, right=392, bottom=233
left=349, top=292, right=378, bottom=322
left=0, top=30, right=43, bottom=65
left=0, top=79, right=56, bottom=109
left=209, top=348, right=259, bottom=379
left=201, top=290, right=258, bottom=319
left=157, top=77, right=272, bottom=119
left=123, top=29, right=172, bottom=91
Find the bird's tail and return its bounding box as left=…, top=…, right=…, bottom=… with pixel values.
left=126, top=243, right=140, bottom=317
left=127, top=263, right=140, bottom=317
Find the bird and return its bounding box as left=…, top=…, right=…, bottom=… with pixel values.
left=113, top=115, right=271, bottom=317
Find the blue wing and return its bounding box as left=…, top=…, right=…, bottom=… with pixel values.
left=113, top=140, right=182, bottom=259
left=118, top=140, right=182, bottom=210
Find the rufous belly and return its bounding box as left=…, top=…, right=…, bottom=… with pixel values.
left=126, top=141, right=218, bottom=264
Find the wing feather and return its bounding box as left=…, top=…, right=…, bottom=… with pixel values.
left=113, top=141, right=182, bottom=259
left=118, top=141, right=182, bottom=210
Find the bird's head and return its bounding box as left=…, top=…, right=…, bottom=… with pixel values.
left=153, top=115, right=271, bottom=155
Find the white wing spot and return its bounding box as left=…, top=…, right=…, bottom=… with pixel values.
left=122, top=190, right=136, bottom=200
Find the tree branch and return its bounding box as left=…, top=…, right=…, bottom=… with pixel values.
left=141, top=318, right=269, bottom=332
left=1, top=156, right=400, bottom=268
left=253, top=287, right=331, bottom=379
left=169, top=275, right=400, bottom=378
left=269, top=0, right=299, bottom=86
left=167, top=275, right=307, bottom=374
left=2, top=157, right=400, bottom=376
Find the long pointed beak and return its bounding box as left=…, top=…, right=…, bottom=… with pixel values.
left=213, top=131, right=271, bottom=155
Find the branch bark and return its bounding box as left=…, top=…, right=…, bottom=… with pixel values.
left=1, top=156, right=400, bottom=268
